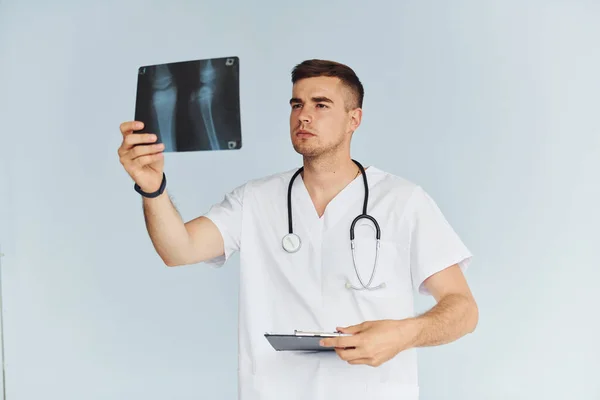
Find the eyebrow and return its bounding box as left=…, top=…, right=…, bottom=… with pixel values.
left=289, top=96, right=334, bottom=105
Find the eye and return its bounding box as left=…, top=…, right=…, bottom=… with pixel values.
left=291, top=104, right=301, bottom=109
left=316, top=103, right=328, bottom=108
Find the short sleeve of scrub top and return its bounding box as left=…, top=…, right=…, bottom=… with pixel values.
left=407, top=185, right=473, bottom=295
left=201, top=183, right=246, bottom=268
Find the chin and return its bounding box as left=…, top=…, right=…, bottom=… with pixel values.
left=294, top=147, right=331, bottom=160
left=292, top=143, right=319, bottom=157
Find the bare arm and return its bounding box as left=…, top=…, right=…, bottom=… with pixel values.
left=411, top=264, right=479, bottom=346
left=118, top=120, right=224, bottom=267
left=320, top=264, right=478, bottom=367
left=142, top=192, right=224, bottom=266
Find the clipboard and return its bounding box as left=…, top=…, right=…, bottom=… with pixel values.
left=264, top=330, right=352, bottom=351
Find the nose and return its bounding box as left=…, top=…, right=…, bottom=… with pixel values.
left=297, top=107, right=312, bottom=124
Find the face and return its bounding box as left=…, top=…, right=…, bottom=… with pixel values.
left=289, top=76, right=362, bottom=158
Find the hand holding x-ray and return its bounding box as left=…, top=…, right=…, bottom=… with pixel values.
left=117, top=121, right=165, bottom=193
left=133, top=56, right=242, bottom=153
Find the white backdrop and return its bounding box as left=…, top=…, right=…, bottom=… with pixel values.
left=0, top=0, right=599, bottom=399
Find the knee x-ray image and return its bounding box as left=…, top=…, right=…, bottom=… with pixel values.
left=134, top=56, right=242, bottom=152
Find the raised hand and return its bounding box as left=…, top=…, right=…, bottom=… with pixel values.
left=118, top=121, right=165, bottom=193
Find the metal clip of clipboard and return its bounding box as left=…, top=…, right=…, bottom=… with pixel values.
left=293, top=330, right=351, bottom=337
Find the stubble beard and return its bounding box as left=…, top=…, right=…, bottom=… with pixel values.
left=292, top=137, right=345, bottom=161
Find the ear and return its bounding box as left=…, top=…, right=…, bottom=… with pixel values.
left=348, top=107, right=362, bottom=132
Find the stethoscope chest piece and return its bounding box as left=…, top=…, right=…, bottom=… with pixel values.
left=282, top=233, right=302, bottom=253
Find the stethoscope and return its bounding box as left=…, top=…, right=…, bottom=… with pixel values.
left=281, top=159, right=386, bottom=290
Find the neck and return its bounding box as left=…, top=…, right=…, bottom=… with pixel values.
left=301, top=155, right=361, bottom=197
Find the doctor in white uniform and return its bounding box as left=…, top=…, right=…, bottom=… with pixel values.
left=118, top=59, right=479, bottom=400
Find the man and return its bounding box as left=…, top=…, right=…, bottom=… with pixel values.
left=118, top=59, right=478, bottom=399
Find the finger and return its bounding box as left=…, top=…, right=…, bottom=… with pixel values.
left=129, top=143, right=164, bottom=160
left=119, top=139, right=162, bottom=161
left=119, top=135, right=158, bottom=158
left=134, top=152, right=163, bottom=167
left=120, top=121, right=144, bottom=135
left=347, top=358, right=373, bottom=366
left=123, top=133, right=159, bottom=149
left=336, top=323, right=365, bottom=335
left=320, top=335, right=360, bottom=349
left=335, top=347, right=365, bottom=362
left=320, top=337, right=338, bottom=348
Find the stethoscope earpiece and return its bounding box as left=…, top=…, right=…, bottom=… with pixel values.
left=283, top=160, right=386, bottom=291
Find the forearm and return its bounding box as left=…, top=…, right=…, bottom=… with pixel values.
left=142, top=190, right=195, bottom=266
left=410, top=294, right=478, bottom=347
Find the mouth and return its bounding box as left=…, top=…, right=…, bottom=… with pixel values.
left=296, top=130, right=315, bottom=138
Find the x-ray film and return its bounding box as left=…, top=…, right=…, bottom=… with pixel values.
left=134, top=56, right=242, bottom=152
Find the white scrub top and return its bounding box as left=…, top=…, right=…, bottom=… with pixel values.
left=203, top=166, right=472, bottom=400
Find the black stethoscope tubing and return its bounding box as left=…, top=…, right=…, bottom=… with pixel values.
left=286, top=159, right=381, bottom=242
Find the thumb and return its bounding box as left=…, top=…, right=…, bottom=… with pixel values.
left=336, top=322, right=364, bottom=335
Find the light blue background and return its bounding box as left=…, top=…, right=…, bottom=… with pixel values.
left=0, top=0, right=598, bottom=399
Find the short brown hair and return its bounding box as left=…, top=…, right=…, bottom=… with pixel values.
left=291, top=59, right=364, bottom=110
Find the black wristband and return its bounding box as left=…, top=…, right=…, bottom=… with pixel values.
left=134, top=173, right=167, bottom=198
